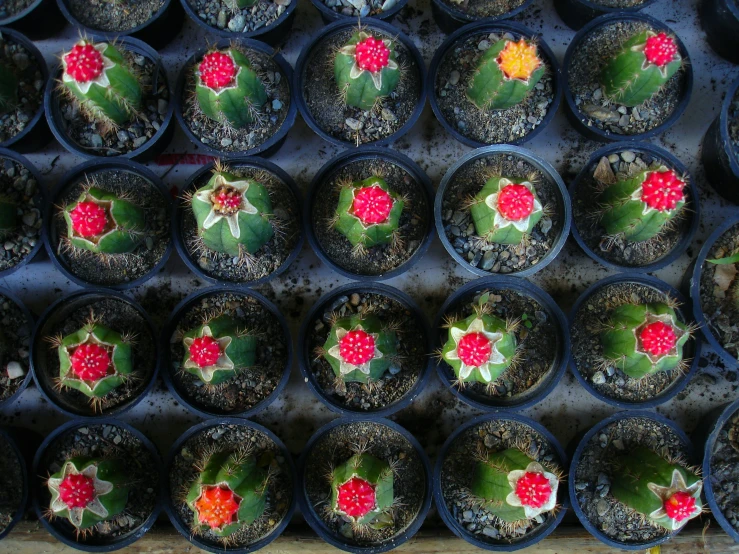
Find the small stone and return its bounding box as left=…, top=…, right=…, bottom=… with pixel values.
left=220, top=137, right=233, bottom=147
left=620, top=150, right=636, bottom=163
left=350, top=293, right=360, bottom=306
left=596, top=499, right=609, bottom=516
left=448, top=70, right=460, bottom=85
left=6, top=361, right=24, bottom=379
left=90, top=134, right=103, bottom=148
left=583, top=104, right=620, bottom=123
left=592, top=371, right=606, bottom=384
left=482, top=526, right=499, bottom=538
left=463, top=510, right=473, bottom=521
left=478, top=39, right=490, bottom=51
left=592, top=88, right=602, bottom=101
left=481, top=250, right=495, bottom=270
left=607, top=154, right=620, bottom=163
left=593, top=156, right=616, bottom=185
left=272, top=99, right=283, bottom=111
left=21, top=212, right=37, bottom=226
left=228, top=15, right=245, bottom=32
left=345, top=118, right=361, bottom=130
left=158, top=99, right=168, bottom=115
left=359, top=4, right=370, bottom=16
left=216, top=10, right=227, bottom=28
left=113, top=435, right=122, bottom=445
left=540, top=217, right=552, bottom=234
left=381, top=108, right=396, bottom=121
left=618, top=114, right=630, bottom=127
left=617, top=105, right=628, bottom=115
left=132, top=136, right=148, bottom=148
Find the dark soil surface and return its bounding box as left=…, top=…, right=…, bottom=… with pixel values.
left=0, top=32, right=44, bottom=144
left=709, top=410, right=739, bottom=533
left=304, top=420, right=426, bottom=548
left=36, top=422, right=159, bottom=542
left=572, top=149, right=691, bottom=268
left=51, top=169, right=170, bottom=287
left=435, top=31, right=555, bottom=145
left=168, top=291, right=288, bottom=415
left=574, top=415, right=688, bottom=545
left=0, top=293, right=31, bottom=404
left=440, top=153, right=563, bottom=274
left=568, top=21, right=687, bottom=136
left=66, top=0, right=166, bottom=32
left=312, top=157, right=430, bottom=276
left=438, top=0, right=526, bottom=18
left=169, top=423, right=292, bottom=549
left=592, top=0, right=646, bottom=6
left=187, top=0, right=291, bottom=33
left=0, top=155, right=42, bottom=273
left=0, top=434, right=23, bottom=535
left=320, top=0, right=397, bottom=17
left=302, top=27, right=422, bottom=145
left=182, top=47, right=290, bottom=153
left=0, top=0, right=35, bottom=18
left=729, top=86, right=738, bottom=159
left=570, top=281, right=693, bottom=403
left=180, top=162, right=300, bottom=283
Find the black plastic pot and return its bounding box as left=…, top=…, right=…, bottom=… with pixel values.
left=174, top=39, right=296, bottom=159
left=164, top=418, right=297, bottom=554
left=56, top=0, right=184, bottom=50
left=434, top=412, right=568, bottom=551
left=570, top=142, right=700, bottom=273
left=174, top=157, right=302, bottom=287
left=43, top=158, right=173, bottom=290
left=428, top=21, right=562, bottom=149
left=32, top=418, right=162, bottom=552
left=44, top=36, right=175, bottom=163
left=161, top=286, right=293, bottom=419
left=294, top=18, right=427, bottom=149
left=702, top=75, right=739, bottom=203
left=0, top=148, right=46, bottom=280
left=554, top=0, right=658, bottom=31
left=30, top=289, right=159, bottom=418
left=298, top=282, right=432, bottom=417
left=0, top=28, right=52, bottom=153
left=0, top=0, right=65, bottom=40
left=305, top=147, right=434, bottom=280
left=435, top=145, right=571, bottom=278
left=310, top=0, right=407, bottom=24
left=431, top=0, right=534, bottom=34
left=179, top=0, right=296, bottom=47
left=0, top=287, right=34, bottom=411
left=0, top=427, right=28, bottom=541
left=434, top=276, right=569, bottom=412
left=700, top=0, right=739, bottom=63
left=569, top=410, right=694, bottom=550
left=568, top=273, right=701, bottom=409
left=562, top=13, right=693, bottom=143
left=298, top=417, right=432, bottom=554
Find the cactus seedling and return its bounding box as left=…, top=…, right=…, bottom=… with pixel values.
left=47, top=457, right=129, bottom=529
left=611, top=446, right=702, bottom=530
left=181, top=314, right=256, bottom=385
left=599, top=301, right=689, bottom=380
left=467, top=38, right=545, bottom=111
left=61, top=39, right=143, bottom=128
left=598, top=167, right=687, bottom=242
left=330, top=454, right=394, bottom=529
left=600, top=30, right=682, bottom=107
left=335, top=32, right=400, bottom=111
left=0, top=63, right=18, bottom=115
left=194, top=48, right=267, bottom=130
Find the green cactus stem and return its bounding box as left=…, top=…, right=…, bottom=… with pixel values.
left=0, top=63, right=18, bottom=114
left=611, top=446, right=702, bottom=531
left=330, top=454, right=394, bottom=529
left=47, top=457, right=129, bottom=529
left=600, top=30, right=682, bottom=107
left=335, top=31, right=400, bottom=111
left=470, top=177, right=543, bottom=245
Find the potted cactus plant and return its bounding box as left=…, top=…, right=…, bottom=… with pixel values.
left=306, top=147, right=433, bottom=280
left=175, top=158, right=302, bottom=285
left=299, top=417, right=431, bottom=553
left=165, top=418, right=296, bottom=552
left=162, top=287, right=292, bottom=418
left=45, top=158, right=172, bottom=289
left=0, top=428, right=28, bottom=541
left=0, top=288, right=33, bottom=411
left=702, top=75, right=739, bottom=204
left=562, top=14, right=692, bottom=142
left=554, top=0, right=658, bottom=31
left=295, top=19, right=426, bottom=148
left=569, top=273, right=700, bottom=408
left=31, top=289, right=159, bottom=418
left=570, top=411, right=702, bottom=549
left=33, top=418, right=161, bottom=550
left=428, top=22, right=561, bottom=148
left=0, top=0, right=64, bottom=39
left=434, top=413, right=567, bottom=550
left=436, top=145, right=570, bottom=277
left=431, top=0, right=534, bottom=34
left=299, top=282, right=431, bottom=417
left=45, top=37, right=174, bottom=162
left=570, top=143, right=699, bottom=272
left=310, top=0, right=407, bottom=24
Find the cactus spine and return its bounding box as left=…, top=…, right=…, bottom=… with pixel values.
left=467, top=38, right=545, bottom=111
left=330, top=454, right=394, bottom=529
left=0, top=63, right=18, bottom=114
left=335, top=32, right=400, bottom=111
left=470, top=177, right=543, bottom=245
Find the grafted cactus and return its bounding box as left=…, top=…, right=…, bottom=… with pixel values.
left=611, top=446, right=702, bottom=531
left=182, top=314, right=256, bottom=385
left=335, top=31, right=400, bottom=111
left=0, top=63, right=18, bottom=114
left=470, top=177, right=543, bottom=245
left=47, top=457, right=129, bottom=529
left=467, top=38, right=545, bottom=111
left=600, top=31, right=682, bottom=107
left=599, top=302, right=689, bottom=380
left=330, top=454, right=394, bottom=529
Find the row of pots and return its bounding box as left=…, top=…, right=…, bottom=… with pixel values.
left=3, top=407, right=739, bottom=552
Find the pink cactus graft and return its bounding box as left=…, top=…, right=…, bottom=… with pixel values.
left=352, top=186, right=393, bottom=225
left=515, top=471, right=553, bottom=509
left=189, top=336, right=221, bottom=368
left=70, top=201, right=108, bottom=238
left=64, top=43, right=104, bottom=84
left=497, top=184, right=535, bottom=221
left=639, top=321, right=677, bottom=357
left=199, top=51, right=237, bottom=90
left=457, top=332, right=492, bottom=367
left=663, top=491, right=696, bottom=522
left=337, top=476, right=376, bottom=518
left=640, top=170, right=685, bottom=212
left=58, top=473, right=95, bottom=509
left=354, top=36, right=390, bottom=73
left=339, top=329, right=376, bottom=366
left=70, top=343, right=111, bottom=382
left=643, top=33, right=678, bottom=68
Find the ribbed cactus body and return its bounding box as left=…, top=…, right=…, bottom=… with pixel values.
left=470, top=177, right=543, bottom=245
left=322, top=313, right=398, bottom=384
left=0, top=198, right=17, bottom=232
left=0, top=63, right=18, bottom=114
left=330, top=454, right=394, bottom=527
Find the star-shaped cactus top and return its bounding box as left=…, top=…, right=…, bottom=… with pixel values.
left=445, top=316, right=507, bottom=382
left=62, top=41, right=116, bottom=94
left=339, top=32, right=399, bottom=91
left=496, top=38, right=542, bottom=82
left=193, top=485, right=241, bottom=530
left=48, top=461, right=115, bottom=528
left=505, top=461, right=559, bottom=519
left=630, top=31, right=681, bottom=74
left=631, top=168, right=686, bottom=213
left=182, top=325, right=234, bottom=383
left=484, top=179, right=543, bottom=233
left=195, top=174, right=259, bottom=240
left=634, top=311, right=686, bottom=363
left=647, top=468, right=702, bottom=530
left=328, top=324, right=383, bottom=377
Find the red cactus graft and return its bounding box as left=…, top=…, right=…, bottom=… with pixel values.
left=337, top=476, right=376, bottom=518
left=58, top=473, right=95, bottom=509
left=354, top=36, right=390, bottom=73
left=70, top=343, right=111, bottom=382
left=70, top=201, right=109, bottom=238
left=515, top=471, right=553, bottom=509
left=199, top=51, right=237, bottom=90
left=457, top=332, right=492, bottom=367
left=339, top=329, right=376, bottom=366
left=352, top=185, right=394, bottom=225
left=640, top=170, right=685, bottom=212
left=639, top=321, right=677, bottom=357
left=64, top=43, right=104, bottom=83
left=189, top=335, right=221, bottom=368
left=663, top=491, right=696, bottom=522
left=643, top=33, right=678, bottom=68
left=194, top=485, right=241, bottom=529
left=497, top=184, right=535, bottom=221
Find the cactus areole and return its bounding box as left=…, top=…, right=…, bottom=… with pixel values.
left=470, top=177, right=543, bottom=245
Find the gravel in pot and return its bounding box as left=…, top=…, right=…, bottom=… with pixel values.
left=553, top=0, right=657, bottom=31
left=31, top=289, right=159, bottom=418
left=162, top=287, right=291, bottom=418
left=0, top=428, right=27, bottom=541
left=0, top=0, right=65, bottom=40
left=570, top=143, right=699, bottom=273
left=299, top=418, right=431, bottom=553
left=569, top=273, right=700, bottom=408
left=306, top=147, right=433, bottom=280
left=702, top=75, right=739, bottom=204
left=165, top=419, right=295, bottom=553
left=431, top=0, right=534, bottom=35
left=0, top=288, right=33, bottom=409
left=32, top=418, right=161, bottom=551
left=45, top=158, right=172, bottom=289
left=311, top=0, right=407, bottom=23
left=570, top=411, right=701, bottom=550
left=434, top=413, right=567, bottom=550
left=299, top=282, right=431, bottom=417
